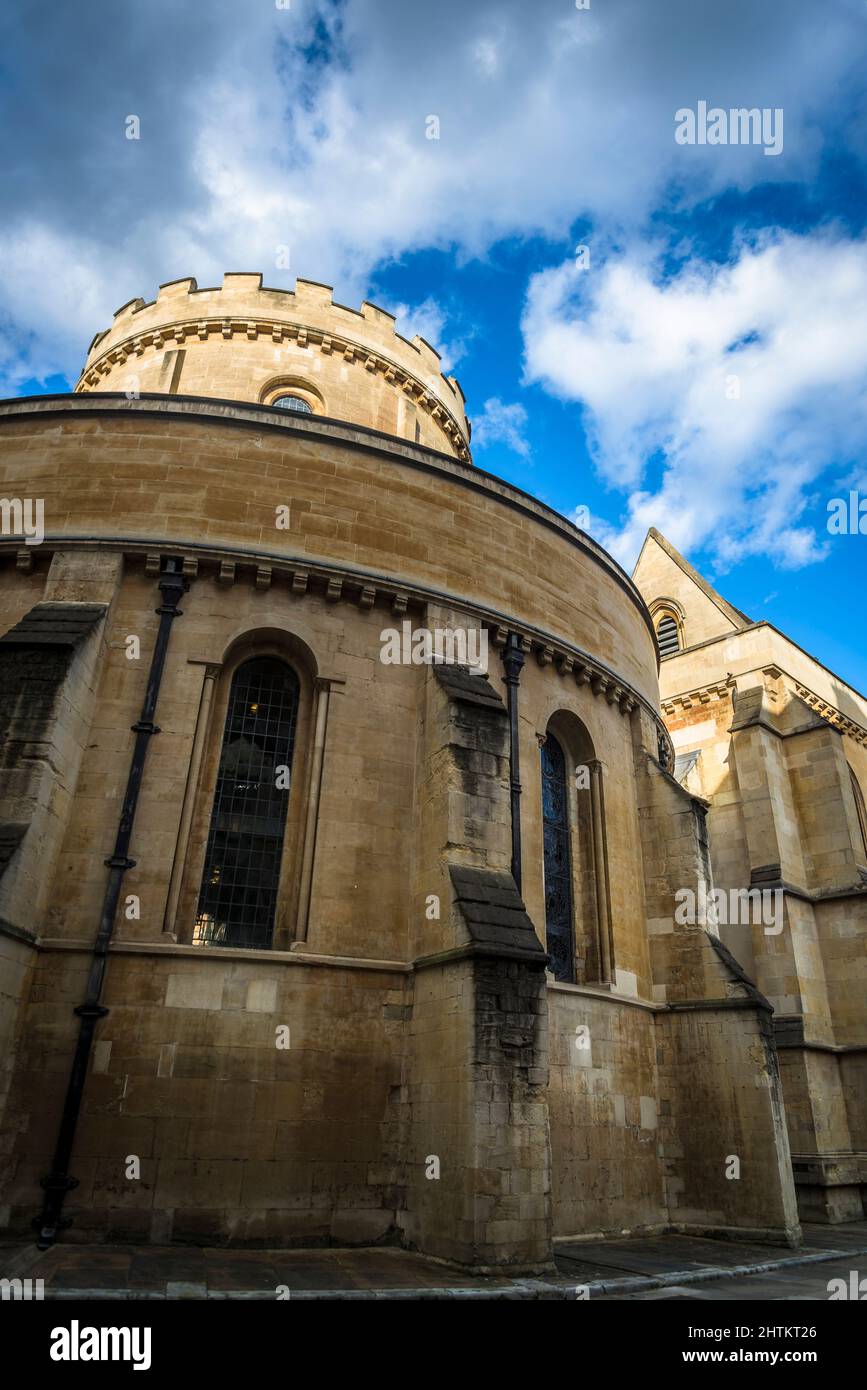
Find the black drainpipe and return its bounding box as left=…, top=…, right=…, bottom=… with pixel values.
left=35, top=557, right=188, bottom=1248
left=502, top=632, right=525, bottom=892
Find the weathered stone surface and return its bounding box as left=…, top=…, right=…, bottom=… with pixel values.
left=0, top=602, right=107, bottom=651
left=0, top=286, right=806, bottom=1268
left=635, top=526, right=867, bottom=1224
left=449, top=865, right=546, bottom=959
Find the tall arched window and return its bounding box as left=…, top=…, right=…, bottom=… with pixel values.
left=541, top=732, right=575, bottom=982
left=194, top=657, right=300, bottom=949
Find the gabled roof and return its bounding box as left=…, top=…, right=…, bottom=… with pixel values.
left=634, top=528, right=752, bottom=630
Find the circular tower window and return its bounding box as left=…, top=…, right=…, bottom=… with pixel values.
left=272, top=394, right=313, bottom=414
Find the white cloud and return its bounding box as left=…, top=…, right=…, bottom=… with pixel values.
left=522, top=231, right=867, bottom=570
left=471, top=37, right=501, bottom=79
left=374, top=296, right=466, bottom=374
left=471, top=396, right=530, bottom=458
left=2, top=0, right=867, bottom=390
left=0, top=225, right=118, bottom=394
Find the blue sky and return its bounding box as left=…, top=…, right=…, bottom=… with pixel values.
left=2, top=0, right=866, bottom=690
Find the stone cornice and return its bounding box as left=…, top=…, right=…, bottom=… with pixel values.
left=658, top=623, right=867, bottom=719
left=0, top=393, right=658, bottom=654
left=662, top=670, right=867, bottom=746
left=793, top=683, right=867, bottom=747
left=661, top=678, right=735, bottom=716
left=75, top=314, right=471, bottom=460
left=0, top=531, right=672, bottom=765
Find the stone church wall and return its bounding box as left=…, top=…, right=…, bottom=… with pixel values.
left=0, top=299, right=803, bottom=1262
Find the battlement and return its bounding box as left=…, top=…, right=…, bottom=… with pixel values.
left=83, top=273, right=466, bottom=415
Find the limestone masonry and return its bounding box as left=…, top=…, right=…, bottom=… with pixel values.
left=0, top=271, right=860, bottom=1266
left=634, top=529, right=867, bottom=1227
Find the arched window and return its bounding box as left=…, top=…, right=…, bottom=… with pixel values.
left=655, top=613, right=680, bottom=657
left=273, top=394, right=313, bottom=414
left=194, top=657, right=300, bottom=949
left=541, top=733, right=575, bottom=982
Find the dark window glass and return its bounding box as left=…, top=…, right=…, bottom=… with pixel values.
left=541, top=733, right=575, bottom=983
left=194, top=657, right=299, bottom=949
left=272, top=394, right=313, bottom=414
left=656, top=614, right=680, bottom=657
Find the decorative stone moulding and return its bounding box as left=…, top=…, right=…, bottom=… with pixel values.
left=661, top=679, right=734, bottom=716
left=1, top=526, right=662, bottom=755
left=473, top=619, right=651, bottom=734
left=75, top=273, right=471, bottom=462
left=795, top=684, right=867, bottom=746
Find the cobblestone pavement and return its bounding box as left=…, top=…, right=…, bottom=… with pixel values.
left=1, top=1222, right=865, bottom=1299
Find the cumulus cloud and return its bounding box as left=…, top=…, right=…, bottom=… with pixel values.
left=2, top=0, right=867, bottom=390
left=374, top=297, right=467, bottom=374
left=522, top=230, right=867, bottom=570
left=471, top=397, right=531, bottom=458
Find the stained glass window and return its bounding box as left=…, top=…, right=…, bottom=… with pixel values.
left=541, top=733, right=575, bottom=982
left=194, top=657, right=299, bottom=949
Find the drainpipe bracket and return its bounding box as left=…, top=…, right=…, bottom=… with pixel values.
left=73, top=1003, right=110, bottom=1021
left=38, top=1173, right=80, bottom=1195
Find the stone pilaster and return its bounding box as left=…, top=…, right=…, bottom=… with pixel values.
left=404, top=658, right=552, bottom=1269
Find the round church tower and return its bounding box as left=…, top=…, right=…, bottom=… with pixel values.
left=0, top=277, right=797, bottom=1268
left=76, top=273, right=471, bottom=461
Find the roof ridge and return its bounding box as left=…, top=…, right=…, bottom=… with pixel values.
left=642, top=528, right=752, bottom=629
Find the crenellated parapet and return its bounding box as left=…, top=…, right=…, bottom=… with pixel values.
left=76, top=273, right=471, bottom=461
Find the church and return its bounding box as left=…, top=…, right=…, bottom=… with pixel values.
left=634, top=529, right=867, bottom=1226
left=0, top=272, right=860, bottom=1269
